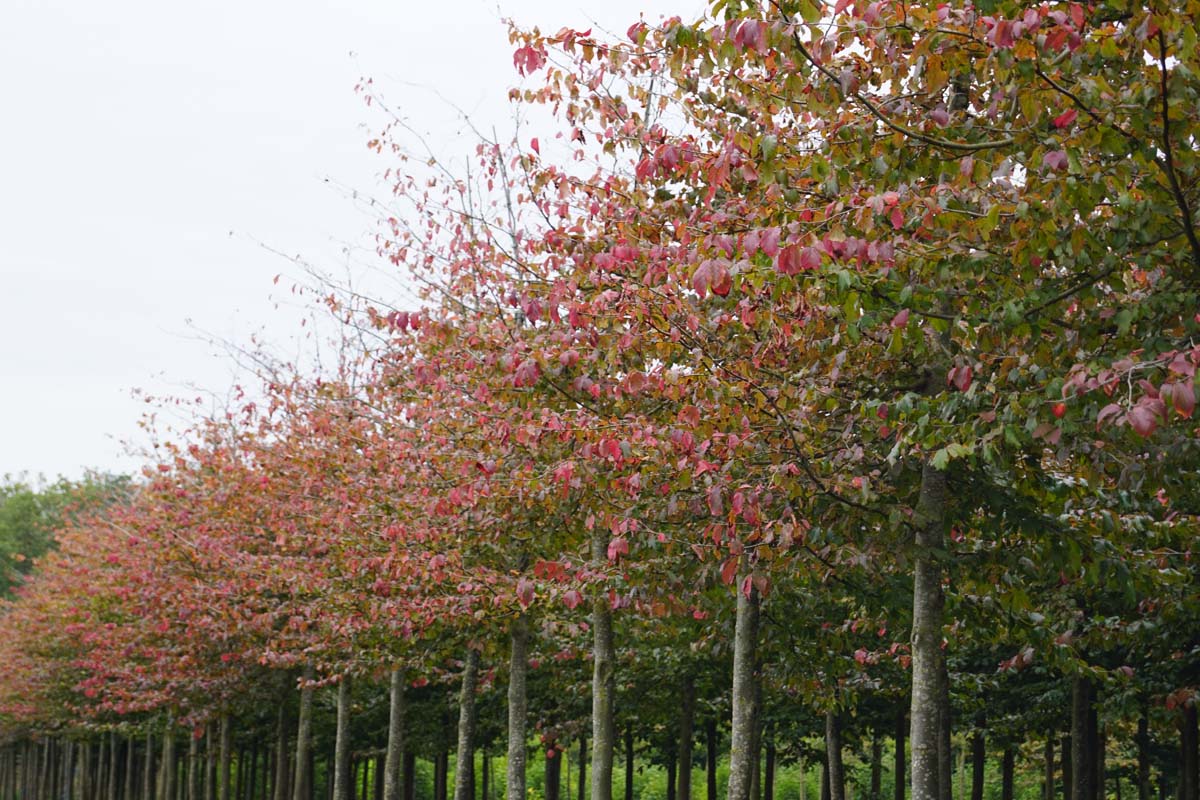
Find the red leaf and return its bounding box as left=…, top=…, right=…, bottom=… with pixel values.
left=530, top=137, right=540, bottom=155
left=1127, top=405, right=1157, bottom=437
left=1052, top=108, right=1078, bottom=129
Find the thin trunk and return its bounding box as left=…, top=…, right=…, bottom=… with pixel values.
left=126, top=737, right=137, bottom=800
left=220, top=715, right=232, bottom=800
left=294, top=668, right=315, bottom=800
left=145, top=730, right=156, bottom=800
left=1096, top=724, right=1106, bottom=800
left=189, top=733, right=201, bottom=800
left=507, top=618, right=530, bottom=800
left=334, top=677, right=353, bottom=800
left=384, top=670, right=405, bottom=800
left=591, top=531, right=615, bottom=800
left=454, top=652, right=481, bottom=800
left=667, top=754, right=677, bottom=800
left=577, top=738, right=587, bottom=800
left=374, top=756, right=385, bottom=800
left=235, top=749, right=246, bottom=800
left=1064, top=735, right=1073, bottom=800
left=1072, top=678, right=1093, bottom=800
left=625, top=730, right=635, bottom=800
left=896, top=710, right=907, bottom=800
left=707, top=719, right=719, bottom=800
left=826, top=711, right=845, bottom=800
left=911, top=463, right=948, bottom=800
left=273, top=707, right=289, bottom=800
left=1002, top=747, right=1015, bottom=800
left=679, top=677, right=695, bottom=800
left=871, top=732, right=883, bottom=800
left=764, top=741, right=776, bottom=800
left=799, top=757, right=808, bottom=800
left=727, top=570, right=760, bottom=800
left=110, top=733, right=121, bottom=800
left=481, top=754, right=489, bottom=800
left=821, top=756, right=831, bottom=800
left=1044, top=736, right=1055, bottom=800
left=971, top=730, right=985, bottom=800
left=1138, top=716, right=1152, bottom=800
left=546, top=750, right=561, bottom=800
left=160, top=726, right=177, bottom=800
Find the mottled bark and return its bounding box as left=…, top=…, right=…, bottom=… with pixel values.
left=454, top=651, right=480, bottom=800
left=911, top=463, right=948, bottom=800
left=507, top=617, right=530, bottom=800
left=727, top=571, right=760, bottom=800
left=188, top=731, right=200, bottom=800
left=335, top=676, right=353, bottom=800
left=384, top=669, right=405, bottom=800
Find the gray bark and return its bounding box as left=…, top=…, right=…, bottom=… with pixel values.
left=219, top=714, right=231, bottom=800
left=911, top=462, right=948, bottom=800
left=727, top=563, right=760, bottom=800
left=273, top=706, right=288, bottom=800
left=454, top=651, right=480, bottom=800
left=507, top=616, right=530, bottom=800
left=826, top=711, right=845, bottom=800
left=384, top=669, right=405, bottom=800
left=293, top=667, right=314, bottom=800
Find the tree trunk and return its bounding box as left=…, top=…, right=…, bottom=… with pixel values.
left=1064, top=735, right=1073, bottom=800
left=679, top=677, right=695, bottom=800
left=273, top=706, right=289, bottom=800
left=384, top=669, right=405, bottom=800
left=1138, top=716, right=1152, bottom=800
left=145, top=730, right=156, bottom=800
left=220, top=715, right=232, bottom=800
left=591, top=531, right=615, bottom=800
left=707, top=719, right=718, bottom=800
left=668, top=754, right=677, bottom=800
left=1096, top=723, right=1106, bottom=800
left=625, top=729, right=635, bottom=800
left=188, top=732, right=201, bottom=800
left=294, top=668, right=315, bottom=800
left=334, top=676, right=353, bottom=800
left=871, top=732, right=883, bottom=800
left=1045, top=736, right=1055, bottom=800
left=508, top=617, right=530, bottom=800
left=578, top=737, right=587, bottom=800
left=727, top=571, right=760, bottom=800
left=403, top=753, right=415, bottom=800
left=896, top=710, right=907, bottom=800
left=160, top=725, right=177, bottom=800
left=826, top=712, right=845, bottom=800
left=971, top=730, right=985, bottom=800
left=821, top=756, right=831, bottom=800
left=455, top=652, right=480, bottom=800
left=546, top=750, right=561, bottom=800
left=911, top=463, right=948, bottom=800
left=1072, top=678, right=1093, bottom=800
left=1182, top=705, right=1199, bottom=800
left=764, top=741, right=776, bottom=800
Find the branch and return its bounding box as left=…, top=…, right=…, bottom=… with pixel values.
left=1156, top=31, right=1200, bottom=278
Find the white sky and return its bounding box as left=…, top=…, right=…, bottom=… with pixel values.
left=0, top=0, right=699, bottom=481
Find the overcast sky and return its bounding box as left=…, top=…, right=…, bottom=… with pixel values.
left=1, top=0, right=699, bottom=481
